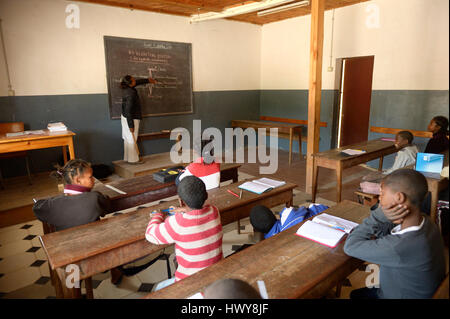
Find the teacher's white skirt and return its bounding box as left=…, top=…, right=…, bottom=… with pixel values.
left=121, top=115, right=140, bottom=163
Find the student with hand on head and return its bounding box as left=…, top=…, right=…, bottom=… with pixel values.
left=425, top=116, right=449, bottom=154
left=176, top=139, right=220, bottom=190
left=344, top=169, right=446, bottom=299
left=203, top=278, right=262, bottom=299
left=383, top=130, right=418, bottom=175
left=145, top=176, right=223, bottom=291
left=120, top=74, right=158, bottom=164
left=250, top=204, right=329, bottom=241
left=33, top=159, right=112, bottom=231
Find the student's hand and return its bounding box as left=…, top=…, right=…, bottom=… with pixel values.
left=383, top=203, right=410, bottom=224
left=129, top=127, right=135, bottom=133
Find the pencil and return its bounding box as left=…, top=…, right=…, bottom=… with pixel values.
left=227, top=189, right=240, bottom=198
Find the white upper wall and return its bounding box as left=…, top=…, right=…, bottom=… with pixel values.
left=0, top=0, right=261, bottom=96
left=1, top=0, right=448, bottom=96
left=261, top=0, right=449, bottom=90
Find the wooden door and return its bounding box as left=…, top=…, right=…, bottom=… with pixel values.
left=338, top=56, right=374, bottom=147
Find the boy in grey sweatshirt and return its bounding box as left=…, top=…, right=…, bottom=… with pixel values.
left=344, top=169, right=446, bottom=299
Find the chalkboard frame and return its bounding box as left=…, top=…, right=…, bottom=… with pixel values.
left=104, top=35, right=194, bottom=119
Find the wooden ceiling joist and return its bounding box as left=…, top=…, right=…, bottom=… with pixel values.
left=76, top=0, right=369, bottom=25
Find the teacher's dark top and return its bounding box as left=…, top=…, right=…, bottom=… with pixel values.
left=121, top=78, right=150, bottom=129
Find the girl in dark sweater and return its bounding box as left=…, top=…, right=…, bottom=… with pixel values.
left=425, top=116, right=449, bottom=154
left=33, top=159, right=112, bottom=231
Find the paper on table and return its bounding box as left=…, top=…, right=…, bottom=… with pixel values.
left=342, top=149, right=366, bottom=156
left=105, top=184, right=127, bottom=195
left=296, top=220, right=346, bottom=248
left=254, top=178, right=286, bottom=188
left=312, top=213, right=359, bottom=234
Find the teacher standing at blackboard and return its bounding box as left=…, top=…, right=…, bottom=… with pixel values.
left=120, top=75, right=157, bottom=164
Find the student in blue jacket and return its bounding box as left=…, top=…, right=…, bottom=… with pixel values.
left=250, top=204, right=329, bottom=240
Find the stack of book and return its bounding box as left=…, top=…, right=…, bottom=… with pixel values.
left=47, top=122, right=67, bottom=132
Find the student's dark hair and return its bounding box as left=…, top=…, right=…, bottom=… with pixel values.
left=432, top=116, right=449, bottom=134
left=177, top=176, right=208, bottom=209
left=50, top=159, right=91, bottom=185
left=382, top=169, right=428, bottom=207
left=120, top=75, right=133, bottom=89
left=250, top=205, right=277, bottom=233
left=203, top=278, right=262, bottom=299
left=396, top=131, right=414, bottom=144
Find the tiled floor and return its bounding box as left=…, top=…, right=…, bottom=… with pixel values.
left=0, top=169, right=372, bottom=299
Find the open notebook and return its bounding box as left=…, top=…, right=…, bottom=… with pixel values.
left=295, top=213, right=359, bottom=248
left=238, top=178, right=286, bottom=195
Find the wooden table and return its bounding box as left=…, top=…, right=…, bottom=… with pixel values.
left=0, top=130, right=75, bottom=163
left=94, top=163, right=241, bottom=212
left=39, top=180, right=296, bottom=298
left=312, top=139, right=397, bottom=203
left=145, top=200, right=370, bottom=299
left=231, top=120, right=303, bottom=166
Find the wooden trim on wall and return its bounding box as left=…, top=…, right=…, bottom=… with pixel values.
left=370, top=126, right=432, bottom=139
left=260, top=116, right=327, bottom=127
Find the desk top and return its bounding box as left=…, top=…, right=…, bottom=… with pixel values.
left=146, top=200, right=370, bottom=299
left=40, top=180, right=297, bottom=270
left=231, top=119, right=302, bottom=129
left=94, top=162, right=242, bottom=199
left=313, top=139, right=396, bottom=161
left=0, top=129, right=75, bottom=143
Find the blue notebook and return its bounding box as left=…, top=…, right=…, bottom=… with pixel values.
left=415, top=153, right=444, bottom=179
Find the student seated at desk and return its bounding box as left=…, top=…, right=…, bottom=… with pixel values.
left=33, top=159, right=112, bottom=231
left=344, top=169, right=446, bottom=299
left=384, top=131, right=418, bottom=175
left=250, top=204, right=329, bottom=241
left=176, top=139, right=220, bottom=190
left=359, top=131, right=418, bottom=200
left=145, top=176, right=223, bottom=291
left=425, top=116, right=449, bottom=154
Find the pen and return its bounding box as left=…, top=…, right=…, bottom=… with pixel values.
left=227, top=189, right=240, bottom=198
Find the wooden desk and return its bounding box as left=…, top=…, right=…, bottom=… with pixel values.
left=231, top=120, right=303, bottom=166
left=145, top=200, right=370, bottom=299
left=94, top=163, right=241, bottom=212
left=312, top=139, right=396, bottom=203
left=0, top=130, right=75, bottom=164
left=39, top=181, right=296, bottom=298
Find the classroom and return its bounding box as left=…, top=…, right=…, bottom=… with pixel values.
left=0, top=0, right=448, bottom=302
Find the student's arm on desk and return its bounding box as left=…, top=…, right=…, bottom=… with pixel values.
left=344, top=205, right=402, bottom=267
left=145, top=212, right=176, bottom=245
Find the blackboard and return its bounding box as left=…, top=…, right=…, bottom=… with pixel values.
left=104, top=36, right=193, bottom=119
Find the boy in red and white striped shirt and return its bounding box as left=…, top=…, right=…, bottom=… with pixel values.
left=145, top=176, right=223, bottom=291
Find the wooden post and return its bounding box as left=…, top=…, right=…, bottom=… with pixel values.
left=306, top=0, right=325, bottom=194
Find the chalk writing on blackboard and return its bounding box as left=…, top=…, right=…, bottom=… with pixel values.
left=104, top=36, right=193, bottom=119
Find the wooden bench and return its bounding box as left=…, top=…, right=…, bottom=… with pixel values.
left=145, top=200, right=370, bottom=299
left=39, top=180, right=297, bottom=298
